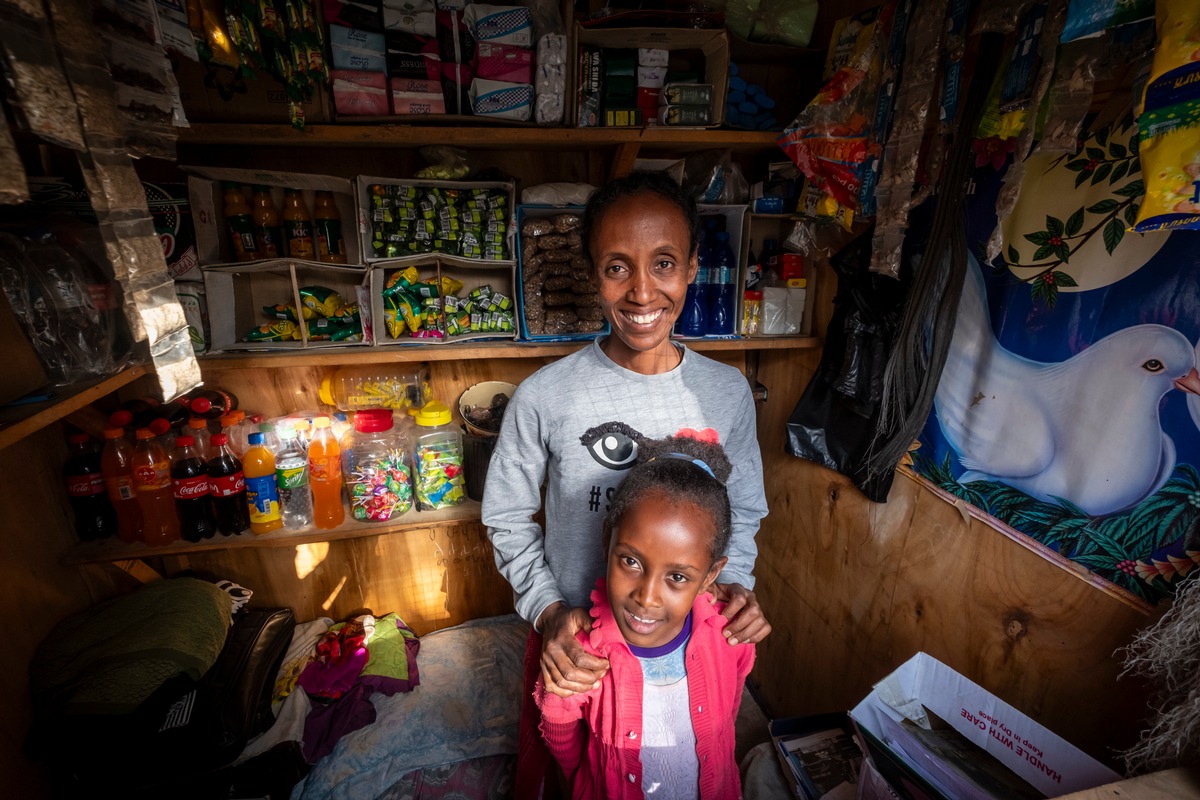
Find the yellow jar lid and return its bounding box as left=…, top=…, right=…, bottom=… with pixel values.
left=415, top=400, right=452, bottom=427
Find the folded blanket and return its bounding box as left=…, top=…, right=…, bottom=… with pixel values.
left=31, top=577, right=232, bottom=714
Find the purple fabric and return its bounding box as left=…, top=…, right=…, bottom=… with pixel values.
left=298, top=645, right=370, bottom=699
left=303, top=682, right=378, bottom=763
left=627, top=611, right=692, bottom=659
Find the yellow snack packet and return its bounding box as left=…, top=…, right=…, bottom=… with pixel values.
left=1133, top=101, right=1200, bottom=232
left=243, top=320, right=301, bottom=341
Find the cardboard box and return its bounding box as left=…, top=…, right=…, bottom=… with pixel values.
left=515, top=205, right=604, bottom=342
left=371, top=256, right=516, bottom=346
left=174, top=58, right=332, bottom=125
left=332, top=70, right=391, bottom=115
left=570, top=25, right=729, bottom=127
left=850, top=652, right=1121, bottom=799
left=204, top=261, right=372, bottom=352
left=355, top=176, right=515, bottom=265
left=185, top=167, right=362, bottom=267
left=768, top=713, right=864, bottom=800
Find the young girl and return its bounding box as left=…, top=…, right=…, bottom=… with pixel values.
left=536, top=434, right=753, bottom=800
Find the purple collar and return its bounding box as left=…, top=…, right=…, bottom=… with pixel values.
left=627, top=612, right=692, bottom=659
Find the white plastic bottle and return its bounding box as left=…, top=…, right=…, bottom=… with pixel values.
left=275, top=425, right=313, bottom=530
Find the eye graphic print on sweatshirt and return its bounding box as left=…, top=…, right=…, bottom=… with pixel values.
left=580, top=422, right=643, bottom=513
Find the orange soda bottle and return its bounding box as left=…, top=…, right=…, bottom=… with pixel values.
left=283, top=189, right=315, bottom=260
left=308, top=416, right=345, bottom=529
left=223, top=183, right=259, bottom=262
left=244, top=431, right=283, bottom=534
left=131, top=428, right=180, bottom=546
left=314, top=190, right=347, bottom=264
left=252, top=185, right=283, bottom=258
left=102, top=427, right=144, bottom=543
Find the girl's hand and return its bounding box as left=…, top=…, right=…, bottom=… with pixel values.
left=711, top=583, right=772, bottom=645
left=538, top=602, right=610, bottom=698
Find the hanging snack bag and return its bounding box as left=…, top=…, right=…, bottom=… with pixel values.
left=1132, top=101, right=1200, bottom=231
left=1141, top=0, right=1200, bottom=112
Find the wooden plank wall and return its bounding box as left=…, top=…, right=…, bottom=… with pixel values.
left=749, top=334, right=1159, bottom=769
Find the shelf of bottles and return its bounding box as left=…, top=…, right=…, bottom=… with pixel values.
left=66, top=498, right=482, bottom=565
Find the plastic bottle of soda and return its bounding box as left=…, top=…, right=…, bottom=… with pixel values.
left=101, top=427, right=144, bottom=543
left=187, top=416, right=212, bottom=460
left=308, top=416, right=345, bottom=529
left=275, top=425, right=313, bottom=530
left=207, top=433, right=250, bottom=535
left=283, top=189, right=315, bottom=260
left=108, top=409, right=135, bottom=440
left=148, top=416, right=174, bottom=454
left=252, top=185, right=283, bottom=259
left=244, top=432, right=283, bottom=534
left=314, top=190, right=347, bottom=264
left=64, top=433, right=116, bottom=541
left=224, top=182, right=259, bottom=261
left=132, top=428, right=180, bottom=546
left=171, top=435, right=217, bottom=542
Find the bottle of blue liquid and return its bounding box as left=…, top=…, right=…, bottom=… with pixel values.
left=708, top=231, right=736, bottom=336
left=678, top=220, right=716, bottom=337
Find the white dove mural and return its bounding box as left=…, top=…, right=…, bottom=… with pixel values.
left=934, top=254, right=1200, bottom=517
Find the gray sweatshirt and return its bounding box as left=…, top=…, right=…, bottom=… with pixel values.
left=482, top=339, right=768, bottom=626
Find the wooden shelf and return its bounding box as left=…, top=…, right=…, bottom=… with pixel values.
left=196, top=336, right=821, bottom=369
left=66, top=498, right=482, bottom=564
left=179, top=124, right=781, bottom=152
left=0, top=365, right=148, bottom=451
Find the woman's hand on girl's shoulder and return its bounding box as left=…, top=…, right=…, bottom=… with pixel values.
left=711, top=583, right=772, bottom=646
left=538, top=603, right=610, bottom=698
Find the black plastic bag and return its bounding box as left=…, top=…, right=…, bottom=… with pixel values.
left=785, top=228, right=912, bottom=502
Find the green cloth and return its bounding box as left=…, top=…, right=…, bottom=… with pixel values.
left=361, top=612, right=418, bottom=682
left=31, top=577, right=232, bottom=714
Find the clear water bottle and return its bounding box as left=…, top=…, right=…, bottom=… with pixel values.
left=708, top=231, right=737, bottom=336
left=275, top=425, right=313, bottom=530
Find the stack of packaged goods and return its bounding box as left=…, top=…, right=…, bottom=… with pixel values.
left=245, top=286, right=364, bottom=344
left=366, top=184, right=509, bottom=259
left=466, top=4, right=534, bottom=121
left=518, top=211, right=603, bottom=337
left=381, top=266, right=514, bottom=341
left=384, top=0, right=447, bottom=114
left=323, top=0, right=389, bottom=116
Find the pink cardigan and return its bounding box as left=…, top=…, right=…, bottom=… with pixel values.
left=535, top=580, right=755, bottom=800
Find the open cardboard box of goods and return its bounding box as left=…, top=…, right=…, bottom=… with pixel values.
left=515, top=204, right=605, bottom=342
left=850, top=652, right=1121, bottom=799
left=370, top=256, right=517, bottom=347
left=204, top=261, right=372, bottom=352
left=174, top=57, right=332, bottom=125
left=570, top=25, right=729, bottom=128
left=355, top=176, right=516, bottom=267
left=186, top=167, right=363, bottom=268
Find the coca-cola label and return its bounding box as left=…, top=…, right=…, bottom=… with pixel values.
left=66, top=473, right=105, bottom=497
left=173, top=475, right=210, bottom=500
left=210, top=471, right=246, bottom=497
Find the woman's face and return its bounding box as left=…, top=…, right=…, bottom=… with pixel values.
left=589, top=192, right=698, bottom=372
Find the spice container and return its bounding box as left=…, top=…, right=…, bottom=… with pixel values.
left=318, top=364, right=433, bottom=411
left=342, top=409, right=413, bottom=522
left=413, top=401, right=465, bottom=511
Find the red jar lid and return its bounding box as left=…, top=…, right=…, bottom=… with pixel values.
left=354, top=409, right=394, bottom=433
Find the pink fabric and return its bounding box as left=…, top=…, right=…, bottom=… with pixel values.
left=536, top=580, right=755, bottom=800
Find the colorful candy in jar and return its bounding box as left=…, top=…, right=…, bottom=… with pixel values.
left=415, top=440, right=465, bottom=510
left=347, top=450, right=413, bottom=521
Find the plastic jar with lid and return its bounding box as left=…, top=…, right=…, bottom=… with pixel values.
left=343, top=408, right=414, bottom=522
left=318, top=364, right=433, bottom=411
left=413, top=401, right=466, bottom=511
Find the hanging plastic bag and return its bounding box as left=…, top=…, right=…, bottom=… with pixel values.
left=719, top=0, right=819, bottom=48
left=785, top=229, right=911, bottom=502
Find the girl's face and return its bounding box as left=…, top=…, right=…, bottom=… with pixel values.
left=605, top=490, right=726, bottom=649
left=589, top=192, right=698, bottom=373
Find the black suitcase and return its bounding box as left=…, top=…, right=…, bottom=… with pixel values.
left=42, top=606, right=298, bottom=798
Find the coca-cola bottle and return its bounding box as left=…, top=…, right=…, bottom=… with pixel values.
left=171, top=435, right=217, bottom=542
left=120, top=397, right=160, bottom=429
left=207, top=433, right=250, bottom=535
left=64, top=433, right=116, bottom=540
left=151, top=398, right=192, bottom=431
left=190, top=388, right=239, bottom=420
